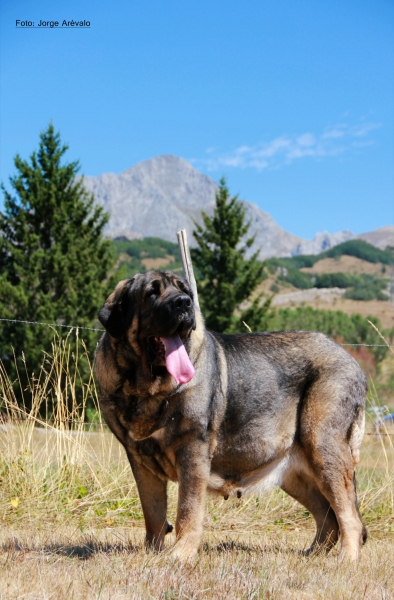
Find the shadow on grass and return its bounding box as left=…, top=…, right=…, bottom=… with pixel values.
left=48, top=541, right=141, bottom=560
left=1, top=536, right=141, bottom=561
left=1, top=537, right=316, bottom=561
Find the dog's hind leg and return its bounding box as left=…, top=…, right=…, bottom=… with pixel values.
left=281, top=466, right=339, bottom=554
left=297, top=370, right=367, bottom=560
left=302, top=439, right=366, bottom=561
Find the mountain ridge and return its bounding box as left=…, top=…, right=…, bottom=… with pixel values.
left=81, top=155, right=394, bottom=259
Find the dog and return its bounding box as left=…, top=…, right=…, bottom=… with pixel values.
left=94, top=270, right=367, bottom=561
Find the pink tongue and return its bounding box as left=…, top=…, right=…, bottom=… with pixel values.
left=160, top=335, right=195, bottom=385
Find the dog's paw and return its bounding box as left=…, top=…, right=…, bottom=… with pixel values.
left=169, top=539, right=198, bottom=562
left=339, top=545, right=361, bottom=562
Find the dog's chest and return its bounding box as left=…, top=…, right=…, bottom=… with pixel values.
left=130, top=426, right=179, bottom=482
left=114, top=395, right=169, bottom=441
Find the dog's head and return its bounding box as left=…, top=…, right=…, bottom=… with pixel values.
left=98, top=271, right=197, bottom=385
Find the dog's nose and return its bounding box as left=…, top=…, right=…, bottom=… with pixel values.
left=174, top=295, right=192, bottom=311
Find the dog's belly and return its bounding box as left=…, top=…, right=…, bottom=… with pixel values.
left=208, top=444, right=308, bottom=498
left=209, top=426, right=297, bottom=498
left=208, top=454, right=290, bottom=498
left=211, top=417, right=296, bottom=472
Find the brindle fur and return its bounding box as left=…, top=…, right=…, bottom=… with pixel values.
left=95, top=271, right=367, bottom=561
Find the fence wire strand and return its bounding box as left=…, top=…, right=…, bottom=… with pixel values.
left=0, top=317, right=104, bottom=332
left=1, top=416, right=393, bottom=435
left=0, top=316, right=393, bottom=347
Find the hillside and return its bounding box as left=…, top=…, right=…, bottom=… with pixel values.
left=110, top=238, right=394, bottom=333
left=111, top=237, right=183, bottom=280
left=261, top=239, right=394, bottom=329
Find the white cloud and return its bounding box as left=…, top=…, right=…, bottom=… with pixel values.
left=296, top=133, right=315, bottom=147
left=322, top=127, right=345, bottom=139
left=351, top=122, right=381, bottom=137
left=190, top=119, right=382, bottom=172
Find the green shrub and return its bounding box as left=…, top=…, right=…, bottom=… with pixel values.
left=113, top=237, right=181, bottom=261
left=314, top=272, right=363, bottom=288
left=323, top=240, right=393, bottom=265
left=268, top=255, right=317, bottom=271
left=344, top=279, right=389, bottom=301
left=277, top=270, right=314, bottom=289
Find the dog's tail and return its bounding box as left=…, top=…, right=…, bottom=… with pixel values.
left=349, top=388, right=366, bottom=466
left=349, top=417, right=365, bottom=466
left=349, top=395, right=367, bottom=545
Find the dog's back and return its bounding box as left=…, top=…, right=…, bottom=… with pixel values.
left=210, top=330, right=366, bottom=442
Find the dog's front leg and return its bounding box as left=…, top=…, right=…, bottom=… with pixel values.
left=127, top=454, right=172, bottom=551
left=171, top=442, right=211, bottom=561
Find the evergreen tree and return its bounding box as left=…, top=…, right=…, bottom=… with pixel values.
left=0, top=123, right=114, bottom=399
left=191, top=177, right=271, bottom=332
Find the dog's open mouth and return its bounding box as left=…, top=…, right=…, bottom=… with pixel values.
left=148, top=333, right=195, bottom=385
left=148, top=337, right=166, bottom=365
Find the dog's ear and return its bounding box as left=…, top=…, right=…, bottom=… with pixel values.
left=98, top=278, right=136, bottom=338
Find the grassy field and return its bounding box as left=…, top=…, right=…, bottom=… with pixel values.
left=0, top=339, right=393, bottom=599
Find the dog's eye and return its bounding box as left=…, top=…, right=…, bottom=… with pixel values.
left=147, top=283, right=160, bottom=299
left=147, top=289, right=156, bottom=298
left=179, top=286, right=193, bottom=300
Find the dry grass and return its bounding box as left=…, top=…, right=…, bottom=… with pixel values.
left=141, top=255, right=176, bottom=270
left=284, top=297, right=394, bottom=330
left=299, top=255, right=387, bottom=276
left=0, top=334, right=393, bottom=599
left=267, top=290, right=394, bottom=329
left=0, top=527, right=393, bottom=599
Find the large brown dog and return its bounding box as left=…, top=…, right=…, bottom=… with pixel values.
left=95, top=271, right=367, bottom=561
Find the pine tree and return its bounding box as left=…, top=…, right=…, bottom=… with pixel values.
left=0, top=123, right=114, bottom=399
left=191, top=177, right=272, bottom=333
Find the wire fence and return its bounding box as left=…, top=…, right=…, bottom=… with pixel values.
left=0, top=316, right=393, bottom=435
left=1, top=416, right=393, bottom=436
left=0, top=317, right=104, bottom=332
left=1, top=316, right=393, bottom=348
left=1, top=415, right=393, bottom=434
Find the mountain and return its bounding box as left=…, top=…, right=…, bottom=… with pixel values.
left=358, top=226, right=394, bottom=250
left=291, top=228, right=394, bottom=257
left=291, top=230, right=355, bottom=256
left=243, top=203, right=302, bottom=259
left=81, top=155, right=302, bottom=260
left=81, top=155, right=217, bottom=243
left=81, top=155, right=392, bottom=259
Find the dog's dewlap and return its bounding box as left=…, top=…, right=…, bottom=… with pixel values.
left=160, top=335, right=195, bottom=384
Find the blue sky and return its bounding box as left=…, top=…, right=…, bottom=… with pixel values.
left=1, top=0, right=393, bottom=240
